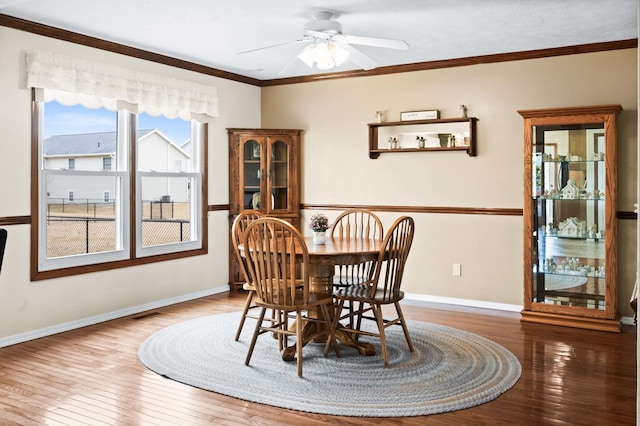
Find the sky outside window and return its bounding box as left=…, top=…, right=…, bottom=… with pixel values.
left=44, top=101, right=190, bottom=145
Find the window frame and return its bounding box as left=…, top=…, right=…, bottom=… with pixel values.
left=30, top=90, right=208, bottom=281
left=135, top=121, right=204, bottom=258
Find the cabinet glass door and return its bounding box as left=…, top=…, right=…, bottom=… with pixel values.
left=531, top=124, right=607, bottom=311
left=267, top=137, right=290, bottom=212
left=242, top=138, right=262, bottom=210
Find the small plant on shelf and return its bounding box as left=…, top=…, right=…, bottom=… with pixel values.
left=308, top=213, right=330, bottom=233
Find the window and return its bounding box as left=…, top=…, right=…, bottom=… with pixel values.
left=136, top=112, right=202, bottom=256
left=33, top=99, right=207, bottom=277
left=27, top=50, right=216, bottom=279
left=39, top=101, right=128, bottom=270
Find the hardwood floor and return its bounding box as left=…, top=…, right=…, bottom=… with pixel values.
left=0, top=291, right=635, bottom=425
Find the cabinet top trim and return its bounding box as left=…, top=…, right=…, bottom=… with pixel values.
left=226, top=128, right=303, bottom=135
left=517, top=105, right=622, bottom=118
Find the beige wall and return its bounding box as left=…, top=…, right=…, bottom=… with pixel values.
left=262, top=49, right=638, bottom=317
left=0, top=27, right=261, bottom=342
left=0, top=25, right=636, bottom=344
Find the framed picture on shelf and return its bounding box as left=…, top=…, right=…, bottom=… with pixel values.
left=400, top=110, right=439, bottom=121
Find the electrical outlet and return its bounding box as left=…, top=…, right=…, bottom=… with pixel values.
left=452, top=263, right=462, bottom=277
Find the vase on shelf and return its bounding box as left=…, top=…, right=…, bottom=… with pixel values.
left=313, top=231, right=327, bottom=245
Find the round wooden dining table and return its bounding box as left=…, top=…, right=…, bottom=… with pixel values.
left=303, top=236, right=382, bottom=290
left=279, top=236, right=383, bottom=360
left=239, top=235, right=384, bottom=360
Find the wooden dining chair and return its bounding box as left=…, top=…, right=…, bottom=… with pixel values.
left=330, top=209, right=383, bottom=286
left=330, top=209, right=383, bottom=327
left=243, top=217, right=340, bottom=377
left=332, top=216, right=415, bottom=367
left=231, top=210, right=265, bottom=341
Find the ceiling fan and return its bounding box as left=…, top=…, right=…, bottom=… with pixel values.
left=238, top=11, right=409, bottom=74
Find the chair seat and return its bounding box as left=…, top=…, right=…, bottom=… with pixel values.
left=256, top=289, right=334, bottom=310
left=334, top=284, right=404, bottom=304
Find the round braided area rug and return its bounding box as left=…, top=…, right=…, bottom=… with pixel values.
left=544, top=274, right=588, bottom=290
left=139, top=311, right=521, bottom=417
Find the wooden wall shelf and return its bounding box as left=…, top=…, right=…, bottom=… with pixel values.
left=368, top=117, right=477, bottom=159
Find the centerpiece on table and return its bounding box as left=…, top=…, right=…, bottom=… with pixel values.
left=309, top=213, right=330, bottom=245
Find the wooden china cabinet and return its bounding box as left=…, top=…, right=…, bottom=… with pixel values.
left=519, top=105, right=622, bottom=332
left=227, top=128, right=302, bottom=290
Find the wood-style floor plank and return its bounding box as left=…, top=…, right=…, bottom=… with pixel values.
left=0, top=291, right=635, bottom=425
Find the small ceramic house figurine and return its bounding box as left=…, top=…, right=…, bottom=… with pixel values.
left=561, top=179, right=581, bottom=199
left=558, top=216, right=587, bottom=238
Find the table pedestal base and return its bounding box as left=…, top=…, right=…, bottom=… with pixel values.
left=280, top=255, right=377, bottom=361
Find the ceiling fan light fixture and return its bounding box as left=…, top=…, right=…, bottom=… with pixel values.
left=297, top=42, right=349, bottom=70
left=329, top=44, right=349, bottom=66
left=297, top=44, right=317, bottom=67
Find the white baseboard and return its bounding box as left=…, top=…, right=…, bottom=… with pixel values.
left=1, top=287, right=633, bottom=348
left=404, top=293, right=522, bottom=312
left=405, top=293, right=635, bottom=326
left=0, top=285, right=229, bottom=348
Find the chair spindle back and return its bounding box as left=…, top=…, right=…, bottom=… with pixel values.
left=231, top=210, right=264, bottom=283
left=331, top=209, right=383, bottom=284
left=243, top=218, right=309, bottom=308
left=331, top=209, right=383, bottom=241
left=371, top=216, right=415, bottom=300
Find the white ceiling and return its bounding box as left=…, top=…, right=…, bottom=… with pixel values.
left=1, top=0, right=637, bottom=81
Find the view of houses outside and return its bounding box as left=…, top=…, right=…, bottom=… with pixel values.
left=43, top=101, right=193, bottom=257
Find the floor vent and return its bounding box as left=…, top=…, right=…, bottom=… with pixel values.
left=131, top=312, right=161, bottom=320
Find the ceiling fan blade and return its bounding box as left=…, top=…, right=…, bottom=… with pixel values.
left=340, top=44, right=378, bottom=70
left=237, top=38, right=311, bottom=55
left=338, top=34, right=409, bottom=50
left=278, top=55, right=303, bottom=76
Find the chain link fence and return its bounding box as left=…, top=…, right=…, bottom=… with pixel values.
left=46, top=198, right=191, bottom=257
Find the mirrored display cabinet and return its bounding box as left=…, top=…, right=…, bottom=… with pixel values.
left=518, top=105, right=622, bottom=332
left=228, top=128, right=302, bottom=290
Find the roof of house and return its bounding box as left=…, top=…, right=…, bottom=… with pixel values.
left=43, top=129, right=154, bottom=156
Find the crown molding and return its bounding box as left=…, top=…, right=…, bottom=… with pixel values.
left=0, top=13, right=262, bottom=86
left=0, top=14, right=637, bottom=88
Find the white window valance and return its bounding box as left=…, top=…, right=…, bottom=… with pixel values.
left=26, top=50, right=218, bottom=120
